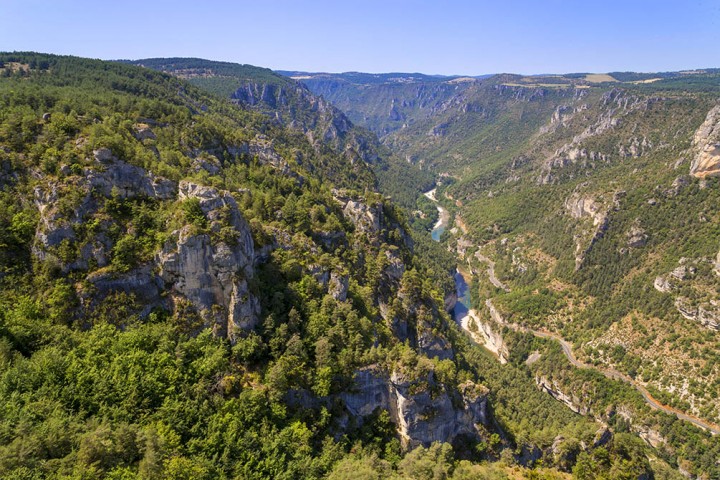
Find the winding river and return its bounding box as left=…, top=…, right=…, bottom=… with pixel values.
left=423, top=186, right=720, bottom=435
left=425, top=188, right=471, bottom=319
left=424, top=188, right=450, bottom=242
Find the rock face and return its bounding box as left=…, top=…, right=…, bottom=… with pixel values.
left=564, top=193, right=609, bottom=269
left=653, top=259, right=718, bottom=330
left=461, top=311, right=508, bottom=364
left=536, top=376, right=590, bottom=415
left=158, top=181, right=259, bottom=340
left=33, top=151, right=177, bottom=270
left=340, top=368, right=489, bottom=449
left=328, top=271, right=349, bottom=301
left=90, top=148, right=176, bottom=199
left=33, top=152, right=261, bottom=341
left=82, top=266, right=166, bottom=318
left=625, top=224, right=648, bottom=248
left=673, top=298, right=720, bottom=331
left=690, top=105, right=720, bottom=178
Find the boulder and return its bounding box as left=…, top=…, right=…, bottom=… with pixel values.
left=626, top=225, right=648, bottom=248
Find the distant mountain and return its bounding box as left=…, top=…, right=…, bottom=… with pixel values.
left=276, top=70, right=489, bottom=85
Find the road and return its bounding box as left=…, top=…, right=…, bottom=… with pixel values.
left=475, top=268, right=720, bottom=435
left=522, top=326, right=720, bottom=435
left=474, top=253, right=510, bottom=292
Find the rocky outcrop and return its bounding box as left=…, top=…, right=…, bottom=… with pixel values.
left=157, top=181, right=259, bottom=340
left=82, top=266, right=166, bottom=317
left=342, top=199, right=382, bottom=238
left=618, top=136, right=653, bottom=158
left=689, top=105, right=720, bottom=178
left=33, top=151, right=177, bottom=270
left=89, top=148, right=176, bottom=199
left=340, top=368, right=489, bottom=449
left=673, top=298, right=720, bottom=330
left=133, top=124, right=157, bottom=141
left=625, top=224, right=648, bottom=248
left=486, top=299, right=506, bottom=325
left=461, top=311, right=508, bottom=364
left=535, top=376, right=590, bottom=415
left=565, top=194, right=606, bottom=226
left=564, top=193, right=609, bottom=269
left=329, top=271, right=349, bottom=301
left=654, top=259, right=718, bottom=330
left=653, top=276, right=673, bottom=293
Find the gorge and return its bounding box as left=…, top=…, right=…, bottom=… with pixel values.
left=1, top=52, right=720, bottom=479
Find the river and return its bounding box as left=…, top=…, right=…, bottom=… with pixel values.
left=424, top=188, right=450, bottom=242
left=452, top=270, right=472, bottom=321
left=425, top=188, right=471, bottom=320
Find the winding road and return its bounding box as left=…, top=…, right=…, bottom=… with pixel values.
left=523, top=325, right=720, bottom=435
left=424, top=186, right=720, bottom=434
left=474, top=253, right=510, bottom=292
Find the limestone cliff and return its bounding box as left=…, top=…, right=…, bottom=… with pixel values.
left=157, top=181, right=260, bottom=340
left=32, top=150, right=261, bottom=341
left=689, top=104, right=720, bottom=178
left=340, top=368, right=489, bottom=449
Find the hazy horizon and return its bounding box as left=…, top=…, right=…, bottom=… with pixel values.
left=2, top=0, right=719, bottom=76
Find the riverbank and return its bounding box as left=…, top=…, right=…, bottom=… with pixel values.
left=424, top=188, right=450, bottom=242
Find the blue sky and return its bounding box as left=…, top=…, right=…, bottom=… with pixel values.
left=1, top=0, right=718, bottom=75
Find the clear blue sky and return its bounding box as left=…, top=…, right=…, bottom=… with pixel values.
left=1, top=0, right=718, bottom=75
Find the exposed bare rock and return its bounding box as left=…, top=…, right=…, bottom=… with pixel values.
left=670, top=263, right=695, bottom=281
left=157, top=181, right=259, bottom=341
left=653, top=276, right=673, bottom=293
left=536, top=376, right=590, bottom=415
left=634, top=425, right=666, bottom=449
left=486, top=299, right=506, bottom=325
left=83, top=265, right=166, bottom=317
left=133, top=124, right=156, bottom=141
left=340, top=368, right=489, bottom=449
left=665, top=175, right=690, bottom=197
left=618, top=136, right=652, bottom=158
left=593, top=427, right=613, bottom=448
left=674, top=297, right=697, bottom=321
left=93, top=147, right=114, bottom=163
left=307, top=264, right=330, bottom=288
left=33, top=153, right=176, bottom=271
left=689, top=105, right=720, bottom=178
left=461, top=310, right=508, bottom=364
left=564, top=193, right=610, bottom=268
left=33, top=182, right=81, bottom=254
left=698, top=303, right=720, bottom=330
left=565, top=194, right=606, bottom=225
left=626, top=224, right=648, bottom=248
left=329, top=270, right=349, bottom=301
left=343, top=199, right=382, bottom=236
left=89, top=149, right=176, bottom=200
left=192, top=156, right=222, bottom=175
